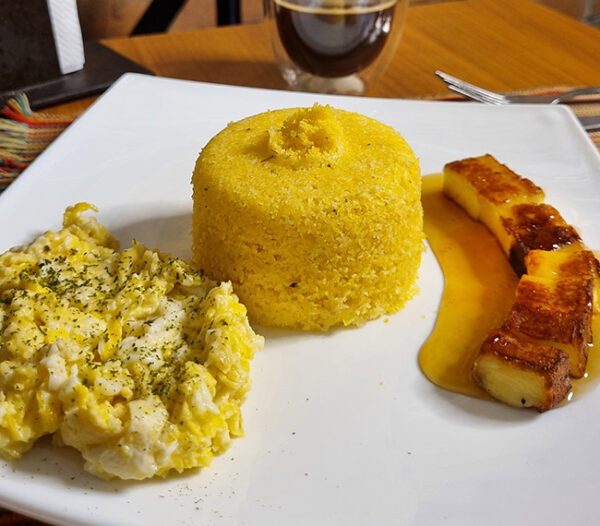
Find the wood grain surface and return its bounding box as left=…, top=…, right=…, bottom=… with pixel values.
left=47, top=0, right=600, bottom=116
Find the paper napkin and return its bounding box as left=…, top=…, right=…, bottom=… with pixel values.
left=46, top=0, right=85, bottom=74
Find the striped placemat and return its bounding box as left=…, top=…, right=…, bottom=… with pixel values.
left=0, top=94, right=74, bottom=191
left=0, top=87, right=598, bottom=525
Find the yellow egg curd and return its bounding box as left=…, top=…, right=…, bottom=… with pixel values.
left=0, top=203, right=263, bottom=480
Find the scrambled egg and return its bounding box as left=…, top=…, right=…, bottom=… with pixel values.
left=0, top=203, right=263, bottom=480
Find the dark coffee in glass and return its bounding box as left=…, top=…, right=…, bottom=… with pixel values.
left=274, top=0, right=395, bottom=78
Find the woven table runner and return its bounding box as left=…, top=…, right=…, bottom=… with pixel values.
left=0, top=87, right=598, bottom=525
left=0, top=94, right=74, bottom=191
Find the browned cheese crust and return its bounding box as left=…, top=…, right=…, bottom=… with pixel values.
left=444, top=154, right=544, bottom=206
left=475, top=329, right=571, bottom=411
left=503, top=203, right=581, bottom=276
left=502, top=275, right=593, bottom=377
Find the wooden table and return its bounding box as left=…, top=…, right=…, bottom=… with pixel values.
left=49, top=0, right=600, bottom=117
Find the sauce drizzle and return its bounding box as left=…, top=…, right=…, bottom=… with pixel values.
left=419, top=174, right=599, bottom=403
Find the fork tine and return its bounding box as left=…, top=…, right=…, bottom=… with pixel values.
left=435, top=71, right=508, bottom=104
left=446, top=84, right=507, bottom=105
left=449, top=82, right=506, bottom=103
left=436, top=71, right=507, bottom=103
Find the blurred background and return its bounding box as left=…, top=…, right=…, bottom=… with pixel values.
left=76, top=0, right=600, bottom=39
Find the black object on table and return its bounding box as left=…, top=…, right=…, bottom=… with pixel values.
left=0, top=40, right=153, bottom=111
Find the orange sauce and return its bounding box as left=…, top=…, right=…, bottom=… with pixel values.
left=419, top=174, right=600, bottom=402
left=572, top=277, right=600, bottom=399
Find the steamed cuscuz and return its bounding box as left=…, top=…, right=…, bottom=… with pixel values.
left=192, top=104, right=423, bottom=330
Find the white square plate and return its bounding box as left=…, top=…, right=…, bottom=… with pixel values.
left=1, top=74, right=599, bottom=526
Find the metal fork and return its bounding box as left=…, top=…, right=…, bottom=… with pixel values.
left=435, top=70, right=600, bottom=105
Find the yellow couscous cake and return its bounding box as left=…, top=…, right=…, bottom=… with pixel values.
left=192, top=104, right=423, bottom=330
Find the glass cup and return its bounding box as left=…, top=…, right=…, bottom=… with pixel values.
left=265, top=0, right=409, bottom=96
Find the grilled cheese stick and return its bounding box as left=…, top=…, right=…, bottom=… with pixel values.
left=443, top=155, right=581, bottom=275
left=474, top=329, right=571, bottom=411
left=443, top=154, right=599, bottom=410
left=502, top=204, right=582, bottom=276
left=525, top=247, right=600, bottom=315
left=502, top=272, right=593, bottom=378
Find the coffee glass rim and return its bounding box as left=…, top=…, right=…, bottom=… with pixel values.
left=271, top=0, right=400, bottom=11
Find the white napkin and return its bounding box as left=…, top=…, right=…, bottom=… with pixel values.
left=45, top=0, right=85, bottom=75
